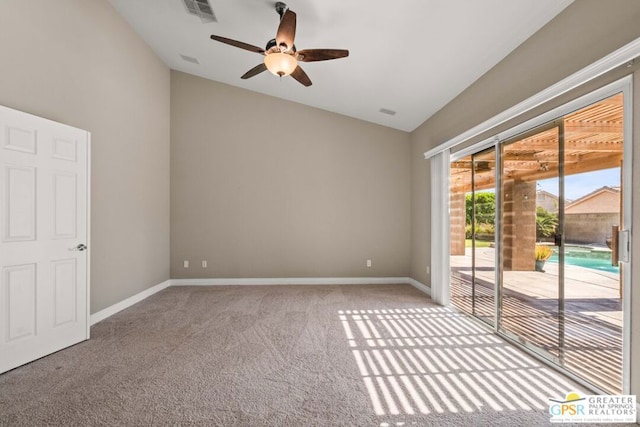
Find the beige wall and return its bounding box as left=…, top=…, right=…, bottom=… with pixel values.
left=410, top=0, right=640, bottom=398
left=171, top=71, right=410, bottom=279
left=0, top=0, right=171, bottom=313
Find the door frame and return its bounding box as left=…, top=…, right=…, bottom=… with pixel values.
left=465, top=146, right=499, bottom=327
left=85, top=134, right=92, bottom=339
left=445, top=75, right=633, bottom=394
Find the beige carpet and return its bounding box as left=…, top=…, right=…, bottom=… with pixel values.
left=0, top=284, right=608, bottom=426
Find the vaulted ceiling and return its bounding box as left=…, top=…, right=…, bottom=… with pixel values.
left=108, top=0, right=573, bottom=131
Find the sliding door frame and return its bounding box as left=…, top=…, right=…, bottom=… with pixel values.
left=444, top=75, right=633, bottom=394
left=496, top=120, right=565, bottom=364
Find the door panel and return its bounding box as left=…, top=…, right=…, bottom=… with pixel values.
left=499, top=124, right=561, bottom=362
left=450, top=155, right=473, bottom=314
left=449, top=148, right=496, bottom=327
left=5, top=264, right=37, bottom=341
left=5, top=125, right=36, bottom=154
left=472, top=149, right=496, bottom=326
left=0, top=105, right=89, bottom=373
left=558, top=94, right=624, bottom=393
left=53, top=172, right=78, bottom=239
left=5, top=165, right=36, bottom=241
left=53, top=258, right=78, bottom=327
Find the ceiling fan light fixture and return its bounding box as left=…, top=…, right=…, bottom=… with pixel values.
left=264, top=52, right=297, bottom=77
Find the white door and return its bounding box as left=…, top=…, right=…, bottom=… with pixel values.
left=0, top=105, right=89, bottom=373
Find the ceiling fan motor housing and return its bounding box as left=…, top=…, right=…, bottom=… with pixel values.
left=265, top=38, right=277, bottom=51
left=265, top=38, right=296, bottom=54
left=275, top=2, right=288, bottom=18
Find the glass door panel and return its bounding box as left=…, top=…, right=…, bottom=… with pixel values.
left=449, top=149, right=496, bottom=327
left=558, top=93, right=624, bottom=393
left=472, top=149, right=496, bottom=326
left=499, top=125, right=561, bottom=361
left=450, top=155, right=474, bottom=315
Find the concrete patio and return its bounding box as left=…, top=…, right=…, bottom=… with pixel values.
left=450, top=248, right=622, bottom=393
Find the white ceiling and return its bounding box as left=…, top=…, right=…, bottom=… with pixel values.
left=108, top=0, right=573, bottom=132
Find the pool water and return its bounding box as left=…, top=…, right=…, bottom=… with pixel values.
left=547, top=246, right=620, bottom=274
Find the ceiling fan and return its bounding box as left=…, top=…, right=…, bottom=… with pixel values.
left=210, top=2, right=349, bottom=87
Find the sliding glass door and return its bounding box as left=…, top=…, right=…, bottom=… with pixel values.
left=449, top=91, right=626, bottom=394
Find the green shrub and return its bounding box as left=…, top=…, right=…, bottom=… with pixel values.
left=465, top=223, right=495, bottom=240
left=475, top=223, right=495, bottom=235
left=536, top=207, right=558, bottom=239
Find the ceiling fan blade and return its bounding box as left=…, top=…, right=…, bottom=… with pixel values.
left=290, top=65, right=312, bottom=87
left=275, top=9, right=296, bottom=52
left=210, top=35, right=265, bottom=54
left=297, top=49, right=349, bottom=62
left=241, top=63, right=268, bottom=79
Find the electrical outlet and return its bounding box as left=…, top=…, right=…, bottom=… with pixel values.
left=426, top=266, right=430, bottom=275
left=366, top=259, right=372, bottom=268
left=183, top=260, right=189, bottom=268
left=202, top=260, right=207, bottom=268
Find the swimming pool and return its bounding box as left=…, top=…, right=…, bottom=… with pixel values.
left=547, top=245, right=620, bottom=274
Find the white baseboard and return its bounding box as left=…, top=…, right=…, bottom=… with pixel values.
left=90, top=277, right=432, bottom=325
left=407, top=278, right=431, bottom=296
left=170, top=277, right=410, bottom=286
left=90, top=280, right=171, bottom=325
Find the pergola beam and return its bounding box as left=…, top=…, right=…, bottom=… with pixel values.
left=449, top=94, right=623, bottom=195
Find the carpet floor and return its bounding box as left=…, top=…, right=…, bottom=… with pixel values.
left=0, top=284, right=618, bottom=426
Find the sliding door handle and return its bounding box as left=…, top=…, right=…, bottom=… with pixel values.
left=618, top=229, right=630, bottom=263
left=554, top=234, right=562, bottom=247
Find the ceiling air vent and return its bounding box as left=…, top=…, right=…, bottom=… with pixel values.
left=379, top=108, right=397, bottom=116
left=180, top=54, right=200, bottom=64
left=183, top=0, right=217, bottom=23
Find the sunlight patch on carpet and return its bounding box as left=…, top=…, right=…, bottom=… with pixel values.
left=339, top=306, right=581, bottom=419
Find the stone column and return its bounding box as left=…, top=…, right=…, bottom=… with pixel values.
left=502, top=179, right=536, bottom=271
left=450, top=191, right=467, bottom=255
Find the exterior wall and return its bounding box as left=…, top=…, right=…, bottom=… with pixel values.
left=565, top=213, right=619, bottom=245
left=0, top=0, right=171, bottom=313
left=536, top=190, right=559, bottom=212
left=565, top=190, right=620, bottom=214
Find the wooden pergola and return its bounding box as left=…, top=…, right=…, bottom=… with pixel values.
left=450, top=93, right=624, bottom=193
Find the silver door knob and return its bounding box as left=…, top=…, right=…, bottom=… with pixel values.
left=69, top=244, right=87, bottom=251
